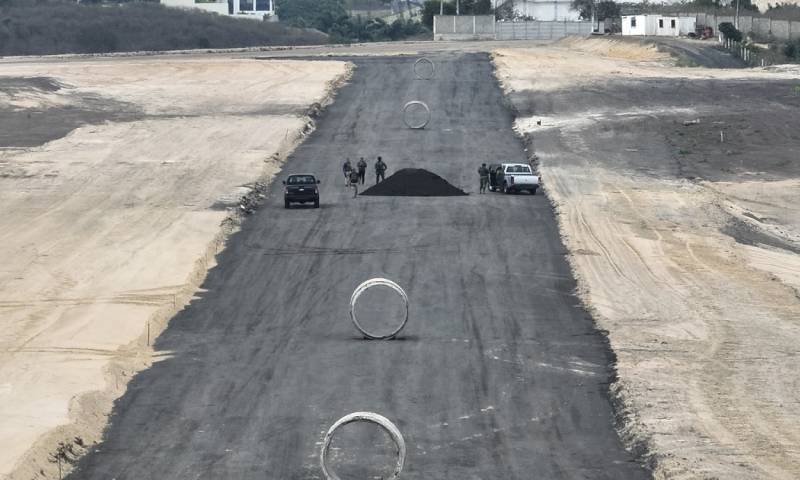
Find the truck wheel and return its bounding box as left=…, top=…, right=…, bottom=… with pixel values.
left=531, top=187, right=537, bottom=195
left=284, top=199, right=290, bottom=209
left=314, top=199, right=320, bottom=208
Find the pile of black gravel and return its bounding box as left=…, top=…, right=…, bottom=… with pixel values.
left=360, top=168, right=467, bottom=197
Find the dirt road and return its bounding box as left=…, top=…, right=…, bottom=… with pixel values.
left=65, top=54, right=647, bottom=479
left=496, top=38, right=800, bottom=479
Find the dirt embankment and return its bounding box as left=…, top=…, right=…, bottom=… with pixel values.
left=494, top=37, right=800, bottom=479
left=0, top=57, right=350, bottom=480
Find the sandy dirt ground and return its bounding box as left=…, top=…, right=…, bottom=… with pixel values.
left=494, top=38, right=800, bottom=479
left=0, top=57, right=348, bottom=479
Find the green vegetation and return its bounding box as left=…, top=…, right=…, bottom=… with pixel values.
left=275, top=0, right=428, bottom=42
left=784, top=38, right=800, bottom=59
left=421, top=0, right=493, bottom=27
left=619, top=0, right=758, bottom=15
left=718, top=21, right=743, bottom=42
left=765, top=3, right=800, bottom=21
left=570, top=0, right=621, bottom=20
left=0, top=0, right=327, bottom=56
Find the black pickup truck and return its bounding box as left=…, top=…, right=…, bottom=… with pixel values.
left=283, top=174, right=320, bottom=208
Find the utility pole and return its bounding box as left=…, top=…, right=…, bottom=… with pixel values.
left=457, top=0, right=460, bottom=15
left=440, top=0, right=444, bottom=15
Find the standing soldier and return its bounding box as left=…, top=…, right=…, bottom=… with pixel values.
left=342, top=158, right=354, bottom=186
left=357, top=157, right=367, bottom=185
left=342, top=158, right=353, bottom=188
left=349, top=168, right=360, bottom=198
left=375, top=156, right=387, bottom=184
left=478, top=163, right=490, bottom=194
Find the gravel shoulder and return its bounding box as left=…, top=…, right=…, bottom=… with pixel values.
left=0, top=57, right=348, bottom=480
left=495, top=37, right=800, bottom=479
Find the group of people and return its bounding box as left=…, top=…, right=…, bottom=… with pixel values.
left=478, top=163, right=504, bottom=194
left=342, top=157, right=388, bottom=197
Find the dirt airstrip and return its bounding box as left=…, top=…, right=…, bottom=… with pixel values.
left=494, top=38, right=800, bottom=479
left=0, top=57, right=348, bottom=479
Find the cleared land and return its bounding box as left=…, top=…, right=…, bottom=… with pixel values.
left=63, top=53, right=646, bottom=480
left=0, top=57, right=347, bottom=479
left=495, top=38, right=800, bottom=479
left=3, top=37, right=798, bottom=480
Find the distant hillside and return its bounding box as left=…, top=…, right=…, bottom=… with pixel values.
left=0, top=0, right=327, bottom=57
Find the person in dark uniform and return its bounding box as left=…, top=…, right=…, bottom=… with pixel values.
left=342, top=158, right=353, bottom=187
left=375, top=156, right=387, bottom=184
left=349, top=168, right=361, bottom=198
left=495, top=166, right=504, bottom=190
left=357, top=157, right=367, bottom=185
left=478, top=163, right=490, bottom=194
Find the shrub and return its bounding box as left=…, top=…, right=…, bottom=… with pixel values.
left=0, top=0, right=328, bottom=56
left=277, top=0, right=428, bottom=42
left=75, top=25, right=118, bottom=53
left=718, top=21, right=743, bottom=41
left=784, top=39, right=800, bottom=58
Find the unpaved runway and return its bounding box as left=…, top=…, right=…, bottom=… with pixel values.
left=67, top=54, right=647, bottom=479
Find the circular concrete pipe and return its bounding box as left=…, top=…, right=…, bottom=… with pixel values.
left=350, top=278, right=409, bottom=340
left=402, top=101, right=431, bottom=130
left=320, top=411, right=406, bottom=480
left=413, top=57, right=436, bottom=80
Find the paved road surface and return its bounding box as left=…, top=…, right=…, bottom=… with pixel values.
left=652, top=38, right=745, bottom=68
left=68, top=53, right=648, bottom=480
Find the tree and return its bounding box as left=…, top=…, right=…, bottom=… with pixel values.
left=274, top=0, right=348, bottom=32
left=420, top=0, right=493, bottom=27
left=570, top=0, right=619, bottom=20
left=718, top=21, right=742, bottom=41
left=421, top=0, right=455, bottom=27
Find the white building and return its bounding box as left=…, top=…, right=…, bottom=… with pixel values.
left=161, top=0, right=275, bottom=19
left=511, top=0, right=581, bottom=22
left=621, top=14, right=696, bottom=36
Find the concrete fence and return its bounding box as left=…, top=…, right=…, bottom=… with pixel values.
left=433, top=15, right=496, bottom=40
left=691, top=13, right=799, bottom=41
left=496, top=20, right=593, bottom=40
left=433, top=15, right=592, bottom=41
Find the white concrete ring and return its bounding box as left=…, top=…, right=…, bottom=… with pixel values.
left=402, top=101, right=431, bottom=130
left=320, top=412, right=406, bottom=480
left=350, top=278, right=409, bottom=340
left=413, top=57, right=436, bottom=80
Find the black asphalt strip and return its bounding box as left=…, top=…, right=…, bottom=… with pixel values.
left=67, top=53, right=648, bottom=480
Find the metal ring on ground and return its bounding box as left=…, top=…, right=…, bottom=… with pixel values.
left=350, top=278, right=409, bottom=340
left=320, top=412, right=406, bottom=480
left=402, top=101, right=431, bottom=130
left=413, top=57, right=436, bottom=80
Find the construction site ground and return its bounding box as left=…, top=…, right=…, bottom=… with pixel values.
left=0, top=56, right=348, bottom=479
left=0, top=37, right=798, bottom=480
left=495, top=38, right=800, bottom=479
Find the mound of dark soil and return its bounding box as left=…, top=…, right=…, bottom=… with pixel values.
left=360, top=168, right=467, bottom=197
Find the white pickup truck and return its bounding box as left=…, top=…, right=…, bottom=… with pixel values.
left=488, top=163, right=540, bottom=195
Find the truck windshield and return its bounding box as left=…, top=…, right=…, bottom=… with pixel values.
left=288, top=176, right=315, bottom=184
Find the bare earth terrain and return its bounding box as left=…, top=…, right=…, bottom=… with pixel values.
left=0, top=57, right=348, bottom=479
left=2, top=37, right=799, bottom=480
left=494, top=38, right=800, bottom=479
